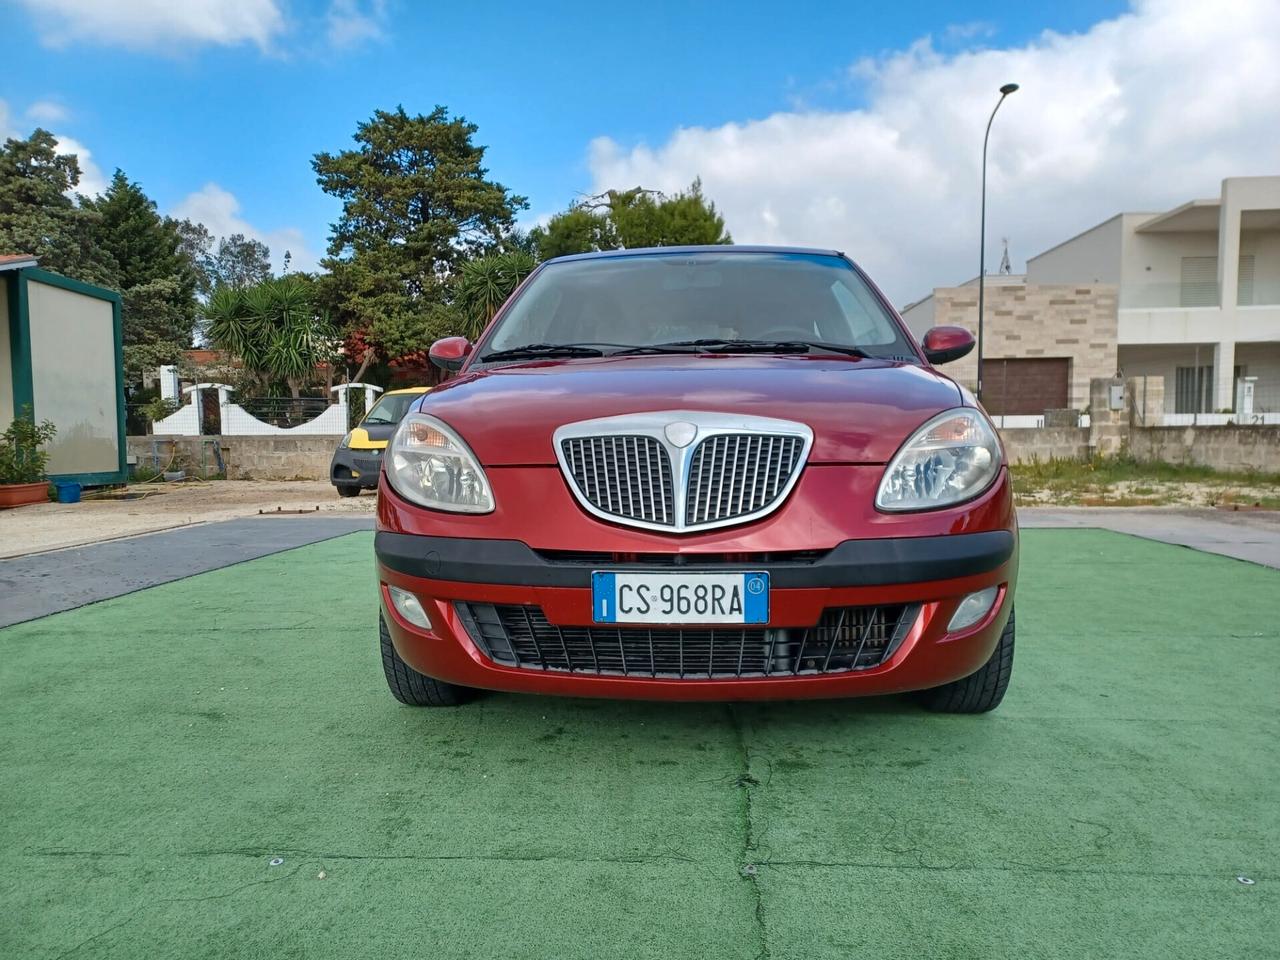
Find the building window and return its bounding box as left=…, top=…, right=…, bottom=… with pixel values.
left=1179, top=258, right=1217, bottom=307
left=1175, top=364, right=1244, bottom=413
left=1174, top=366, right=1212, bottom=413
left=1178, top=255, right=1256, bottom=307
left=1238, top=254, right=1255, bottom=305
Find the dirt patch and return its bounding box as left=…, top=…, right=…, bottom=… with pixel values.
left=0, top=480, right=374, bottom=558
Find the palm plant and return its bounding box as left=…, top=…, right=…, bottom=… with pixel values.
left=205, top=276, right=336, bottom=397
left=457, top=251, right=536, bottom=339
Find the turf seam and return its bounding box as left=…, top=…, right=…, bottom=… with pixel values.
left=29, top=848, right=704, bottom=867
left=755, top=859, right=1257, bottom=881
left=49, top=860, right=311, bottom=960
left=727, top=704, right=770, bottom=960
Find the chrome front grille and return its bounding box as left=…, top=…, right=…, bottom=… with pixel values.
left=555, top=412, right=813, bottom=532
left=560, top=435, right=675, bottom=526
left=685, top=434, right=803, bottom=526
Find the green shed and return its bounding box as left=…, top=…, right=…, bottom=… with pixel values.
left=2, top=256, right=127, bottom=486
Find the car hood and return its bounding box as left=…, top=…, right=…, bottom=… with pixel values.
left=418, top=355, right=963, bottom=465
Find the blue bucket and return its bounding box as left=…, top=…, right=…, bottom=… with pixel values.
left=54, top=481, right=82, bottom=504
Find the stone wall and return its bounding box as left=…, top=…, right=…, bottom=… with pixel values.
left=1128, top=426, right=1280, bottom=473
left=931, top=282, right=1119, bottom=410
left=998, top=427, right=1091, bottom=465
left=129, top=435, right=340, bottom=480
left=997, top=424, right=1280, bottom=472
left=129, top=418, right=1280, bottom=482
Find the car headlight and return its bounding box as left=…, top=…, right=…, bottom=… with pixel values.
left=876, top=407, right=1001, bottom=511
left=339, top=431, right=352, bottom=448
left=387, top=413, right=494, bottom=513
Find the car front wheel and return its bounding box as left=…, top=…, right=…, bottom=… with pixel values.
left=919, top=607, right=1014, bottom=714
left=379, top=614, right=474, bottom=706
left=335, top=484, right=361, bottom=498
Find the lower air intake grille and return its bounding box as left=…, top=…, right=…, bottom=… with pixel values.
left=455, top=603, right=919, bottom=678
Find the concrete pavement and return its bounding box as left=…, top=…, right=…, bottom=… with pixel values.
left=0, top=515, right=374, bottom=628
left=1019, top=507, right=1280, bottom=570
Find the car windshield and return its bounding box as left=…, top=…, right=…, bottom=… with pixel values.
left=478, top=251, right=915, bottom=362
left=361, top=393, right=419, bottom=425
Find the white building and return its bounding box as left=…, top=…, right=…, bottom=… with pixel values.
left=904, top=176, right=1280, bottom=419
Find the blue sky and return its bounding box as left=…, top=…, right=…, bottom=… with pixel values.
left=3, top=1, right=1277, bottom=302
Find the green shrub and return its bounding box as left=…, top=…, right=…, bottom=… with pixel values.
left=131, top=462, right=163, bottom=482
left=0, top=410, right=58, bottom=485
left=141, top=396, right=179, bottom=424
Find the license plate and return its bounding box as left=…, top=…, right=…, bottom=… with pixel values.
left=591, top=571, right=769, bottom=624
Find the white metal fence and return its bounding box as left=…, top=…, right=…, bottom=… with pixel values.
left=151, top=382, right=382, bottom=436
left=1139, top=373, right=1280, bottom=426
left=988, top=414, right=1093, bottom=429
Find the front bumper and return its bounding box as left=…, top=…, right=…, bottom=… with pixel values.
left=330, top=446, right=384, bottom=489
left=376, top=522, right=1018, bottom=702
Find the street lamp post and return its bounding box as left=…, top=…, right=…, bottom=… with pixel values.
left=976, top=82, right=1019, bottom=402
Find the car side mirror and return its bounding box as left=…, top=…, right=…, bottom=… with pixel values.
left=921, top=326, right=975, bottom=365
left=429, top=337, right=472, bottom=372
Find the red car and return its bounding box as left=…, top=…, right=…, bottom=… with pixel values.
left=375, top=247, right=1017, bottom=712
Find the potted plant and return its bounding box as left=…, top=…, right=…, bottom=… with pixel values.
left=0, top=410, right=57, bottom=508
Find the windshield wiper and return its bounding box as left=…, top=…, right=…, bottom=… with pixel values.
left=615, top=338, right=870, bottom=358
left=479, top=342, right=609, bottom=362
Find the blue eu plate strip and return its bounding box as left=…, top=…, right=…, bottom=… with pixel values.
left=743, top=573, right=768, bottom=623
left=593, top=572, right=617, bottom=622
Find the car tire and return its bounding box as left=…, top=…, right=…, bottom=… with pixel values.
left=335, top=484, right=361, bottom=498
left=919, top=607, right=1014, bottom=714
left=379, top=614, right=474, bottom=706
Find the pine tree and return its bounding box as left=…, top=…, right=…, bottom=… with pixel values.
left=531, top=179, right=731, bottom=259
left=312, top=105, right=527, bottom=364
left=0, top=129, right=114, bottom=285
left=81, top=170, right=199, bottom=380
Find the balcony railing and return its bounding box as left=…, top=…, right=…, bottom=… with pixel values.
left=1121, top=281, right=1218, bottom=309
left=1121, top=279, right=1280, bottom=309
left=1242, top=278, right=1280, bottom=306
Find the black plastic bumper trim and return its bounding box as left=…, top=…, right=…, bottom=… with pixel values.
left=330, top=445, right=383, bottom=488
left=374, top=529, right=1015, bottom=589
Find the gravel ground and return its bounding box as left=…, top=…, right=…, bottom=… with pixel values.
left=0, top=480, right=374, bottom=558
left=1015, top=477, right=1280, bottom=507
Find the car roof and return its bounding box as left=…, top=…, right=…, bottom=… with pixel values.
left=381, top=386, right=432, bottom=396
left=543, top=244, right=846, bottom=265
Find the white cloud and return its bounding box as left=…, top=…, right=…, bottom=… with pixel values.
left=588, top=0, right=1280, bottom=305
left=172, top=182, right=318, bottom=274
left=326, top=0, right=387, bottom=49
left=942, top=22, right=996, bottom=43
left=13, top=0, right=286, bottom=52
left=4, top=101, right=310, bottom=270
left=52, top=134, right=107, bottom=196
left=2, top=98, right=107, bottom=197
left=26, top=100, right=69, bottom=123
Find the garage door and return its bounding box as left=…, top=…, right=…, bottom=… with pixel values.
left=984, top=358, right=1070, bottom=416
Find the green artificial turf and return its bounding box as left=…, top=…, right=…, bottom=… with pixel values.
left=1, top=530, right=1276, bottom=959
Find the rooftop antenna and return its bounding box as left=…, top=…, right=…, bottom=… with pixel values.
left=998, top=237, right=1012, bottom=275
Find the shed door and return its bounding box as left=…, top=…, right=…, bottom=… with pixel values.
left=984, top=358, right=1070, bottom=416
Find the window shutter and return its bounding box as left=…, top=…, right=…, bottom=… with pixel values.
left=1179, top=256, right=1217, bottom=307
left=1237, top=254, right=1255, bottom=305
